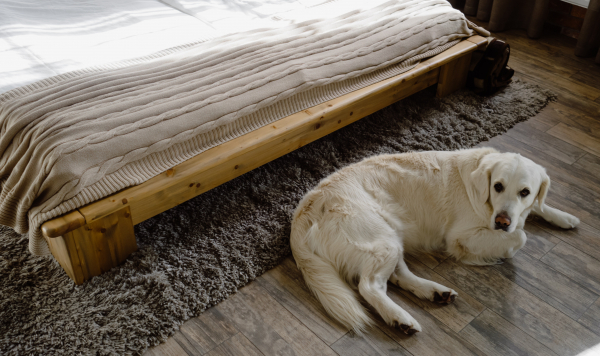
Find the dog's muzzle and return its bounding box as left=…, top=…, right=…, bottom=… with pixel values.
left=495, top=212, right=511, bottom=231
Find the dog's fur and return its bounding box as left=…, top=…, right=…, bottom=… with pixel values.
left=290, top=148, right=580, bottom=334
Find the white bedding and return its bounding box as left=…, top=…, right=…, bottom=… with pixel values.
left=0, top=0, right=334, bottom=93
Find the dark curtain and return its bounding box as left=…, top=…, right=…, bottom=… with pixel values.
left=448, top=0, right=600, bottom=64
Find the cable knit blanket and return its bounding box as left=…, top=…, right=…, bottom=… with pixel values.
left=0, top=0, right=487, bottom=255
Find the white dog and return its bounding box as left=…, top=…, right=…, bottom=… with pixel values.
left=290, top=148, right=579, bottom=335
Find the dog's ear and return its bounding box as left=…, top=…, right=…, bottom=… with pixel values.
left=471, top=159, right=492, bottom=204
left=470, top=155, right=494, bottom=206
left=460, top=151, right=496, bottom=220
left=537, top=170, right=550, bottom=211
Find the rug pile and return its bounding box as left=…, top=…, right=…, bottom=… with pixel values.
left=0, top=80, right=555, bottom=355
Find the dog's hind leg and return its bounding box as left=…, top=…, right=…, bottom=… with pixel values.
left=357, top=244, right=422, bottom=335
left=389, top=257, right=458, bottom=305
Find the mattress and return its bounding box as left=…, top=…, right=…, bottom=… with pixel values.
left=0, top=0, right=487, bottom=255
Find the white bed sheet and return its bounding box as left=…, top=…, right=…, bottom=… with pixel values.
left=0, top=0, right=329, bottom=93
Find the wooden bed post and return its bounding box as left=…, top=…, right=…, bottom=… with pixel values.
left=436, top=51, right=473, bottom=97
left=44, top=207, right=137, bottom=285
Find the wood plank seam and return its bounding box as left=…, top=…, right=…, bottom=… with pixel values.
left=534, top=220, right=600, bottom=264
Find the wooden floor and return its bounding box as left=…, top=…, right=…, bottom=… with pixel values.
left=146, top=26, right=600, bottom=356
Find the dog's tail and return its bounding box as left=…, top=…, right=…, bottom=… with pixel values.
left=291, top=222, right=372, bottom=334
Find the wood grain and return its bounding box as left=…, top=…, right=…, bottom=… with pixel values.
left=194, top=308, right=239, bottom=346
left=146, top=336, right=189, bottom=356
left=534, top=220, right=600, bottom=262
left=331, top=329, right=412, bottom=356
left=520, top=221, right=561, bottom=259
left=508, top=56, right=600, bottom=101
left=206, top=333, right=264, bottom=356
left=237, top=282, right=338, bottom=356
left=406, top=251, right=448, bottom=269
left=41, top=210, right=85, bottom=238
left=570, top=68, right=600, bottom=91
left=435, top=259, right=600, bottom=355
left=528, top=103, right=564, bottom=127
left=44, top=231, right=84, bottom=283
left=505, top=120, right=586, bottom=164
left=256, top=258, right=348, bottom=345
left=578, top=298, right=600, bottom=336
left=548, top=122, right=600, bottom=157
left=541, top=242, right=600, bottom=295
left=216, top=291, right=297, bottom=356
left=459, top=309, right=559, bottom=356
left=533, top=102, right=600, bottom=134
left=172, top=329, right=213, bottom=356
left=380, top=288, right=485, bottom=356
left=217, top=282, right=337, bottom=356
left=174, top=315, right=228, bottom=354
left=493, top=250, right=598, bottom=320
left=172, top=309, right=239, bottom=355
left=436, top=52, right=472, bottom=97
left=573, top=153, right=600, bottom=180
left=46, top=206, right=137, bottom=284
left=525, top=115, right=555, bottom=133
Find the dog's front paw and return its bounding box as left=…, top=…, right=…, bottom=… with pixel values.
left=386, top=310, right=422, bottom=336
left=433, top=289, right=458, bottom=305
left=396, top=323, right=420, bottom=336
left=392, top=318, right=422, bottom=336
left=553, top=211, right=580, bottom=229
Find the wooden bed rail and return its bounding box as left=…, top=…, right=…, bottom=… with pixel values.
left=41, top=35, right=487, bottom=284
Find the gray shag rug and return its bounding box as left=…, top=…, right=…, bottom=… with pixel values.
left=0, top=79, right=555, bottom=355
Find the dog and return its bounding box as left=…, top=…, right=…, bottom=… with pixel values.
left=290, top=147, right=579, bottom=335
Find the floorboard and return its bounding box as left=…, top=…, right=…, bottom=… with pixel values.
left=145, top=24, right=600, bottom=356
left=330, top=327, right=413, bottom=356
left=579, top=298, right=600, bottom=336
left=255, top=259, right=349, bottom=346
left=493, top=250, right=598, bottom=320
left=517, top=221, right=561, bottom=259
left=205, top=334, right=264, bottom=356
left=540, top=242, right=600, bottom=296
left=436, top=259, right=600, bottom=355
left=460, top=309, right=560, bottom=356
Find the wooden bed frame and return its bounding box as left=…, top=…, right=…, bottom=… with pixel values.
left=41, top=35, right=487, bottom=284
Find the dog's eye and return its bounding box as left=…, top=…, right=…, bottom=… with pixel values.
left=520, top=189, right=530, bottom=197
left=494, top=183, right=503, bottom=192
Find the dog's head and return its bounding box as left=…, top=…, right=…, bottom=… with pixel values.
left=464, top=150, right=549, bottom=232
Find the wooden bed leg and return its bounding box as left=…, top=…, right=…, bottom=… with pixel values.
left=45, top=207, right=137, bottom=285
left=436, top=52, right=473, bottom=97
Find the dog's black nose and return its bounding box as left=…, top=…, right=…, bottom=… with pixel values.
left=495, top=212, right=511, bottom=231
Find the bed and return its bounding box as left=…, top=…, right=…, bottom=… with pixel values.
left=0, top=0, right=488, bottom=283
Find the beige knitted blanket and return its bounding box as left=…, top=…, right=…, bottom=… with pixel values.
left=0, top=0, right=487, bottom=255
